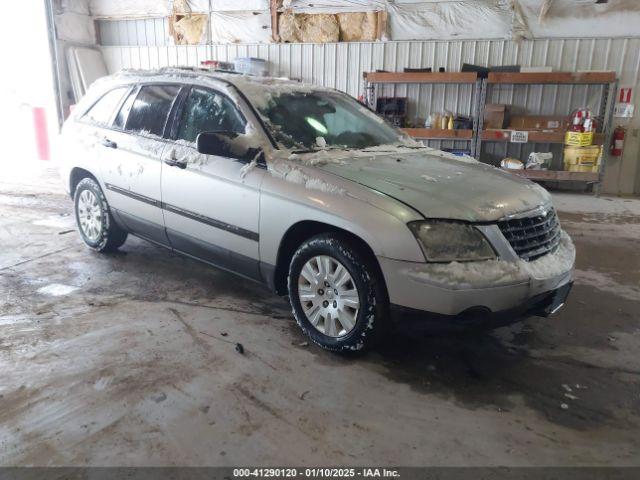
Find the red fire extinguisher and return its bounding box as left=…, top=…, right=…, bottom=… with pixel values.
left=611, top=126, right=626, bottom=156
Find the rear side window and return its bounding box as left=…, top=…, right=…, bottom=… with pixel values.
left=113, top=89, right=137, bottom=129
left=177, top=87, right=246, bottom=143
left=83, top=87, right=128, bottom=126
left=124, top=85, right=181, bottom=137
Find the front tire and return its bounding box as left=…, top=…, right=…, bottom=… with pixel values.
left=74, top=177, right=127, bottom=252
left=287, top=233, right=388, bottom=352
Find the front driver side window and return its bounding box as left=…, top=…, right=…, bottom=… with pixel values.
left=177, top=87, right=246, bottom=143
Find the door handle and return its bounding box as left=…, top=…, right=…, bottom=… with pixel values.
left=164, top=159, right=187, bottom=169
left=101, top=138, right=117, bottom=149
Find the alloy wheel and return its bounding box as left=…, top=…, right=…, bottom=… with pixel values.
left=77, top=189, right=103, bottom=242
left=297, top=255, right=360, bottom=337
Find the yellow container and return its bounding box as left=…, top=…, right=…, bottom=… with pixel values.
left=566, top=164, right=598, bottom=173
left=564, top=145, right=602, bottom=173
left=565, top=131, right=594, bottom=146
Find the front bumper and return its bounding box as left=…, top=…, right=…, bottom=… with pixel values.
left=378, top=230, right=575, bottom=318
left=390, top=281, right=573, bottom=331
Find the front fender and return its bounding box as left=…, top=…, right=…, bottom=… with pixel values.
left=258, top=165, right=425, bottom=266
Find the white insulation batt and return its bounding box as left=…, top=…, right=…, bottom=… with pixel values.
left=204, top=0, right=269, bottom=11
left=90, top=0, right=268, bottom=16
left=282, top=0, right=385, bottom=13
left=387, top=1, right=519, bottom=41
left=90, top=0, right=170, bottom=18
left=519, top=0, right=640, bottom=38
left=210, top=11, right=272, bottom=43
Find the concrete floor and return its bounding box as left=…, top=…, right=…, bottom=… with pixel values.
left=1, top=163, right=639, bottom=467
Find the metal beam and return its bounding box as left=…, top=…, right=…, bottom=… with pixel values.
left=44, top=0, right=65, bottom=130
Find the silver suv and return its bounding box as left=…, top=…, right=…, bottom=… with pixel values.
left=59, top=68, right=575, bottom=352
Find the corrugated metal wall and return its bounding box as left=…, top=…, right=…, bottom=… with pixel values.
left=99, top=27, right=640, bottom=194
left=98, top=17, right=169, bottom=46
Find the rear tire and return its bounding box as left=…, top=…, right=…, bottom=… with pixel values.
left=287, top=233, right=388, bottom=352
left=74, top=177, right=127, bottom=252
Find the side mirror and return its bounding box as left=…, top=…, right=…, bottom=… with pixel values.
left=196, top=131, right=261, bottom=162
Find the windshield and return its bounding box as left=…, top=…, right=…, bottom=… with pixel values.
left=256, top=90, right=402, bottom=150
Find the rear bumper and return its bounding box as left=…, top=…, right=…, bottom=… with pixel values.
left=378, top=230, right=575, bottom=318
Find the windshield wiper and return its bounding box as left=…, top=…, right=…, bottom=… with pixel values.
left=291, top=146, right=350, bottom=154
left=359, top=144, right=428, bottom=153
left=291, top=148, right=321, bottom=154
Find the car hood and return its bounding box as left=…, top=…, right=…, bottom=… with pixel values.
left=313, top=150, right=552, bottom=222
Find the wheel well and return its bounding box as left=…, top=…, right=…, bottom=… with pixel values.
left=272, top=220, right=384, bottom=296
left=69, top=168, right=97, bottom=197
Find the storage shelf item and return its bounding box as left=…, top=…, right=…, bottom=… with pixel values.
left=401, top=128, right=474, bottom=140
left=364, top=71, right=481, bottom=156
left=477, top=71, right=617, bottom=192
left=480, top=130, right=605, bottom=145
left=487, top=72, right=617, bottom=85
left=509, top=170, right=599, bottom=182
left=364, top=72, right=478, bottom=84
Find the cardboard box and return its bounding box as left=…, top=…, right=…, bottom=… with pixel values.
left=509, top=115, right=570, bottom=132
left=484, top=104, right=509, bottom=129
left=564, top=145, right=602, bottom=172
left=565, top=131, right=594, bottom=147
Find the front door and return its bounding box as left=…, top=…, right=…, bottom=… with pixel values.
left=100, top=84, right=182, bottom=245
left=161, top=86, right=265, bottom=280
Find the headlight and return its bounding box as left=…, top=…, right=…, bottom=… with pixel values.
left=408, top=221, right=496, bottom=262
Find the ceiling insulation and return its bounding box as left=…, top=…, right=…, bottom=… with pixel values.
left=279, top=12, right=340, bottom=42
left=170, top=13, right=208, bottom=44
left=337, top=12, right=377, bottom=41
left=89, top=0, right=640, bottom=41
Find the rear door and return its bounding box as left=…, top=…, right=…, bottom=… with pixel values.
left=160, top=85, right=265, bottom=280
left=100, top=84, right=182, bottom=245
left=72, top=85, right=130, bottom=186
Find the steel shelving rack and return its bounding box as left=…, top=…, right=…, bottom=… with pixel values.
left=476, top=71, right=618, bottom=192
left=363, top=71, right=481, bottom=157
left=363, top=69, right=618, bottom=193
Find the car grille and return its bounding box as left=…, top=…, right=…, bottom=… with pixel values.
left=497, top=208, right=561, bottom=261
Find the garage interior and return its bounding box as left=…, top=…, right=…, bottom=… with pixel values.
left=2, top=0, right=640, bottom=472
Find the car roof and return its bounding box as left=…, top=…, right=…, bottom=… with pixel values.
left=95, top=67, right=332, bottom=110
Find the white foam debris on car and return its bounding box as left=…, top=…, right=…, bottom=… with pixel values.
left=421, top=174, right=438, bottom=182
left=269, top=160, right=346, bottom=196
left=304, top=177, right=346, bottom=195
left=523, top=231, right=575, bottom=280
left=283, top=145, right=478, bottom=172
left=301, top=150, right=349, bottom=167
left=357, top=143, right=425, bottom=154
left=162, top=139, right=209, bottom=167
left=405, top=232, right=574, bottom=289
left=407, top=257, right=526, bottom=289
left=476, top=196, right=540, bottom=219
left=227, top=74, right=319, bottom=110
left=279, top=142, right=432, bottom=167
left=239, top=150, right=264, bottom=179
left=424, top=149, right=479, bottom=164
